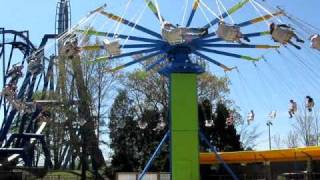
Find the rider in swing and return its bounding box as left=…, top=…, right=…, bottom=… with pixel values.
left=269, top=23, right=304, bottom=49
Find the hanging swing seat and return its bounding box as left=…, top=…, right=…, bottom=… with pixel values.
left=269, top=111, right=277, bottom=119
left=103, top=39, right=121, bottom=56
left=6, top=65, right=23, bottom=78
left=216, top=22, right=242, bottom=42
left=311, top=34, right=320, bottom=50
left=28, top=59, right=43, bottom=75
left=162, top=26, right=208, bottom=45
left=205, top=119, right=214, bottom=127
left=247, top=113, right=254, bottom=122
left=62, top=37, right=79, bottom=58
left=226, top=114, right=234, bottom=126
left=271, top=26, right=294, bottom=44
left=1, top=84, right=16, bottom=99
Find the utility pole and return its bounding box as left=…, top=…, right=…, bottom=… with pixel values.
left=267, top=120, right=272, bottom=150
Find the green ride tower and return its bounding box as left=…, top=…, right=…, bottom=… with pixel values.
left=160, top=46, right=204, bottom=180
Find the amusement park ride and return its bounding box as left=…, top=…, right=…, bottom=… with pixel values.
left=0, top=0, right=104, bottom=175
left=0, top=0, right=320, bottom=179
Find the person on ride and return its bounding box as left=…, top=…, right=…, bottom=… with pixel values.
left=103, top=39, right=121, bottom=56
left=305, top=96, right=315, bottom=112
left=62, top=34, right=80, bottom=59
left=6, top=64, right=23, bottom=84
left=247, top=110, right=255, bottom=125
left=10, top=100, right=22, bottom=111
left=216, top=21, right=250, bottom=44
left=1, top=83, right=17, bottom=100
left=28, top=56, right=43, bottom=75
left=310, top=34, right=320, bottom=50
left=269, top=23, right=304, bottom=49
left=288, top=99, right=297, bottom=118
left=226, top=112, right=234, bottom=126
left=161, top=21, right=208, bottom=44
left=269, top=110, right=277, bottom=120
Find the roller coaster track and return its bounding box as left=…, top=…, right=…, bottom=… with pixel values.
left=0, top=28, right=56, bottom=167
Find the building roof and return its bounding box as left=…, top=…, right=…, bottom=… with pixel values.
left=200, top=146, right=320, bottom=164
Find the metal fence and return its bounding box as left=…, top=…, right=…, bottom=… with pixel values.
left=36, top=176, right=82, bottom=180
left=2, top=171, right=320, bottom=180
left=203, top=173, right=320, bottom=180
left=116, top=172, right=320, bottom=180
left=35, top=175, right=99, bottom=180
left=116, top=173, right=170, bottom=180
left=0, top=171, right=25, bottom=179
left=37, top=176, right=87, bottom=180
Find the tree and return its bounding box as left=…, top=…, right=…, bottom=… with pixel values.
left=108, top=67, right=242, bottom=177
left=292, top=107, right=319, bottom=146
left=238, top=124, right=261, bottom=150
left=199, top=101, right=242, bottom=152
left=108, top=90, right=169, bottom=178
left=285, top=130, right=299, bottom=148
left=273, top=134, right=282, bottom=149
left=31, top=31, right=117, bottom=177
left=199, top=101, right=242, bottom=179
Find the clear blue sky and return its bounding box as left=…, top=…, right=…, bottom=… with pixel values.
left=1, top=0, right=320, bottom=150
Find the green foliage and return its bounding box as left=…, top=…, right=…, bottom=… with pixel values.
left=199, top=101, right=242, bottom=178
left=108, top=69, right=241, bottom=176
left=199, top=101, right=242, bottom=152
left=197, top=72, right=230, bottom=103
left=108, top=90, right=169, bottom=177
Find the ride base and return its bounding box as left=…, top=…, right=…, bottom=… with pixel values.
left=170, top=73, right=199, bottom=180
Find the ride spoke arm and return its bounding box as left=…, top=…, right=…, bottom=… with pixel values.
left=192, top=32, right=218, bottom=44
left=76, top=29, right=106, bottom=36
left=76, top=29, right=164, bottom=44
left=193, top=51, right=235, bottom=72
left=146, top=56, right=166, bottom=71
left=81, top=45, right=104, bottom=51
left=237, top=11, right=284, bottom=27
left=144, top=0, right=165, bottom=22
left=201, top=32, right=217, bottom=39
left=87, top=4, right=107, bottom=17
left=198, top=47, right=261, bottom=62
left=195, top=37, right=223, bottom=44
left=201, top=43, right=280, bottom=49
left=203, top=0, right=250, bottom=29
left=88, top=47, right=162, bottom=64
left=186, top=0, right=201, bottom=27
left=198, top=31, right=270, bottom=44
left=99, top=11, right=162, bottom=39
left=121, top=44, right=162, bottom=49
left=81, top=43, right=161, bottom=51
left=108, top=51, right=164, bottom=72
left=243, top=31, right=270, bottom=38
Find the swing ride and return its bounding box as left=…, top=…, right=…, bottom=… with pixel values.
left=69, top=0, right=320, bottom=179
left=1, top=0, right=320, bottom=179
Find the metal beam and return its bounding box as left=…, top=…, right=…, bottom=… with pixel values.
left=109, top=50, right=164, bottom=72
left=198, top=47, right=261, bottom=61
left=100, top=11, right=162, bottom=39
left=90, top=47, right=162, bottom=63
left=200, top=43, right=279, bottom=49
left=186, top=0, right=200, bottom=27
left=77, top=29, right=165, bottom=44
left=193, top=51, right=233, bottom=72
